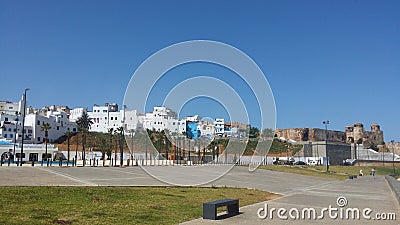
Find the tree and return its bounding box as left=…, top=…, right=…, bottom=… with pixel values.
left=40, top=123, right=51, bottom=161
left=76, top=111, right=93, bottom=166
left=107, top=128, right=114, bottom=160
left=65, top=131, right=73, bottom=165
left=249, top=126, right=260, bottom=138
left=261, top=128, right=274, bottom=139
left=100, top=136, right=107, bottom=166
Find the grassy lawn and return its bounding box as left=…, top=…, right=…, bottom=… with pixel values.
left=259, top=165, right=396, bottom=180
left=0, top=186, right=279, bottom=225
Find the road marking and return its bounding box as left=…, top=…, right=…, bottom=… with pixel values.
left=35, top=167, right=98, bottom=186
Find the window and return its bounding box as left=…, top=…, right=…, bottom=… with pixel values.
left=9, top=134, right=13, bottom=138
left=37, top=121, right=40, bottom=125
left=110, top=117, right=113, bottom=120
left=57, top=127, right=59, bottom=130
left=5, top=117, right=8, bottom=122
left=105, top=117, right=107, bottom=120
left=16, top=153, right=25, bottom=158
left=28, top=129, right=32, bottom=134
left=4, top=134, right=7, bottom=138
left=115, top=117, right=118, bottom=120
left=13, top=128, right=16, bottom=132
left=103, top=110, right=107, bottom=113
left=37, top=137, right=41, bottom=142
left=73, top=128, right=76, bottom=132
left=8, top=128, right=11, bottom=131
left=9, top=106, right=13, bottom=109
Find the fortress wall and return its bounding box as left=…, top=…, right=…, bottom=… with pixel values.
left=275, top=128, right=346, bottom=143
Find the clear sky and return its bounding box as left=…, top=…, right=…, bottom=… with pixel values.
left=1, top=0, right=399, bottom=142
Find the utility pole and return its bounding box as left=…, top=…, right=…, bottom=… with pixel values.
left=323, top=120, right=329, bottom=172
left=19, top=88, right=29, bottom=166
left=392, top=140, right=395, bottom=175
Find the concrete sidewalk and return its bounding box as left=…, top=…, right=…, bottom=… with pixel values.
left=183, top=175, right=399, bottom=225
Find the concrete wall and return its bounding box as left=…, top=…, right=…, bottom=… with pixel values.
left=301, top=141, right=351, bottom=165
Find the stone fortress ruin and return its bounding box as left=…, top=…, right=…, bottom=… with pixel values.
left=275, top=122, right=384, bottom=149
left=345, top=123, right=384, bottom=147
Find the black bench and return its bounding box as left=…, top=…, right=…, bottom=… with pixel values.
left=203, top=198, right=239, bottom=220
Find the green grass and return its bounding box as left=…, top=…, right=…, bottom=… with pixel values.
left=259, top=165, right=396, bottom=180
left=0, top=186, right=279, bottom=225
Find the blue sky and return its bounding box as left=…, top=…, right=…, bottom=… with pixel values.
left=1, top=0, right=399, bottom=141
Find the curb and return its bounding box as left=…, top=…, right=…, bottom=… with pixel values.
left=385, top=175, right=400, bottom=206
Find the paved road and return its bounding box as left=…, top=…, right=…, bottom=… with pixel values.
left=1, top=165, right=399, bottom=224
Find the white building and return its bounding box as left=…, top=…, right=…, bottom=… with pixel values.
left=0, top=113, right=31, bottom=143
left=142, top=106, right=187, bottom=134
left=69, top=108, right=87, bottom=122
left=25, top=110, right=77, bottom=143
left=87, top=103, right=138, bottom=133
left=0, top=110, right=77, bottom=144
left=0, top=100, right=22, bottom=115
left=0, top=143, right=60, bottom=162
left=198, top=121, right=215, bottom=137
left=214, top=118, right=225, bottom=136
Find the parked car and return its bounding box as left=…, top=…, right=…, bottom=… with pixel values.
left=294, top=161, right=306, bottom=165
left=272, top=157, right=295, bottom=165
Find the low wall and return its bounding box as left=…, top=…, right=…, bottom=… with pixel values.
left=385, top=175, right=400, bottom=207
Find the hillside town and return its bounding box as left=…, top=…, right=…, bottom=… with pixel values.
left=1, top=95, right=399, bottom=167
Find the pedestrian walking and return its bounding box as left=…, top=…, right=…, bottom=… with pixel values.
left=371, top=168, right=376, bottom=178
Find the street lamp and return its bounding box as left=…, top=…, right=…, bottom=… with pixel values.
left=322, top=120, right=329, bottom=172
left=19, top=88, right=30, bottom=166
left=13, top=113, right=19, bottom=160
left=120, top=105, right=126, bottom=167
left=392, top=140, right=395, bottom=175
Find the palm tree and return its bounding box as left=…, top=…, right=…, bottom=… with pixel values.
left=65, top=131, right=73, bottom=166
left=40, top=123, right=51, bottom=162
left=116, top=126, right=124, bottom=167
left=76, top=111, right=93, bottom=166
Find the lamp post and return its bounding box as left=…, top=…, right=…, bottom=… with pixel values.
left=13, top=113, right=19, bottom=160
left=392, top=140, right=395, bottom=175
left=382, top=143, right=384, bottom=166
left=120, top=105, right=126, bottom=167
left=322, top=120, right=329, bottom=172
left=19, top=88, right=29, bottom=166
